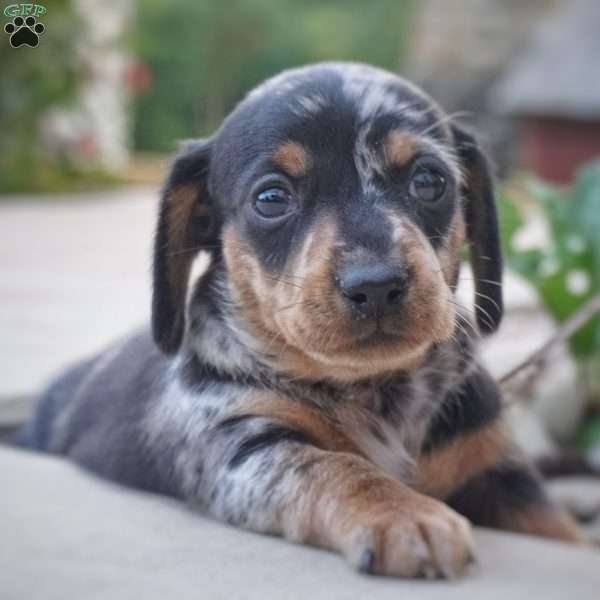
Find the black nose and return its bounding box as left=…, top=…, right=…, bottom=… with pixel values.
left=339, top=264, right=409, bottom=318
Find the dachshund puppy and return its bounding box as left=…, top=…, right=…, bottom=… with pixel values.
left=16, top=63, right=583, bottom=578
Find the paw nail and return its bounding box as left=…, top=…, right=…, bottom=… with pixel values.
left=357, top=548, right=375, bottom=574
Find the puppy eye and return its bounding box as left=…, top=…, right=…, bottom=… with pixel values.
left=409, top=166, right=446, bottom=203
left=254, top=188, right=292, bottom=218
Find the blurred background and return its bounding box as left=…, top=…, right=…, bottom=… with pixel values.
left=1, top=0, right=599, bottom=526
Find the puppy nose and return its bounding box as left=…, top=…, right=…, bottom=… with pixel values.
left=339, top=264, right=409, bottom=318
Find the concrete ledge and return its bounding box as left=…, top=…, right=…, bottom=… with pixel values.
left=1, top=447, right=598, bottom=600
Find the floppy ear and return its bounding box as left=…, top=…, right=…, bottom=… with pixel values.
left=152, top=139, right=220, bottom=354
left=452, top=125, right=503, bottom=334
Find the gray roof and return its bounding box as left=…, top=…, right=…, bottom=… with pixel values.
left=492, top=0, right=600, bottom=119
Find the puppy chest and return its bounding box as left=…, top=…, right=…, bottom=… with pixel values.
left=337, top=385, right=436, bottom=482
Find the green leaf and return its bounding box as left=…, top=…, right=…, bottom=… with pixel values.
left=575, top=415, right=600, bottom=450
left=497, top=194, right=524, bottom=252
left=502, top=163, right=600, bottom=358
left=570, top=161, right=600, bottom=283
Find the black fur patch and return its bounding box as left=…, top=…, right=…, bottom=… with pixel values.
left=228, top=425, right=317, bottom=469
left=152, top=139, right=220, bottom=355
left=447, top=461, right=549, bottom=526
left=182, top=352, right=257, bottom=390
left=452, top=124, right=503, bottom=334
left=423, top=368, right=502, bottom=452
left=216, top=413, right=257, bottom=432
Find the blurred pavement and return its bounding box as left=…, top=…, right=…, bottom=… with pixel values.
left=1, top=445, right=599, bottom=600
left=0, top=187, right=156, bottom=418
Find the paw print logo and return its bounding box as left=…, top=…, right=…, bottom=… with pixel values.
left=4, top=15, right=45, bottom=48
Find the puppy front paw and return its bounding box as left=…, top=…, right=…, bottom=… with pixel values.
left=340, top=497, right=476, bottom=579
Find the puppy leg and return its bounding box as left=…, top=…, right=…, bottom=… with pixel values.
left=445, top=457, right=584, bottom=543
left=199, top=415, right=475, bottom=578
left=420, top=367, right=585, bottom=543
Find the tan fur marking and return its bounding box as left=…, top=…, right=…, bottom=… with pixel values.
left=415, top=423, right=508, bottom=499
left=222, top=226, right=282, bottom=348
left=384, top=130, right=418, bottom=167
left=166, top=185, right=195, bottom=244
left=502, top=507, right=585, bottom=544
left=272, top=142, right=311, bottom=178
left=165, top=183, right=207, bottom=301
left=389, top=214, right=456, bottom=347
left=438, top=212, right=466, bottom=286
left=235, top=393, right=359, bottom=454
left=166, top=184, right=207, bottom=241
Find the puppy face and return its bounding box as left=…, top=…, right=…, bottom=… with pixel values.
left=153, top=63, right=503, bottom=382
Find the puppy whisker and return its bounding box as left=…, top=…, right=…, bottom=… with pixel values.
left=264, top=275, right=304, bottom=290
left=473, top=290, right=502, bottom=313
left=470, top=301, right=495, bottom=331
left=419, top=110, right=474, bottom=137
left=273, top=300, right=312, bottom=315
left=456, top=277, right=502, bottom=288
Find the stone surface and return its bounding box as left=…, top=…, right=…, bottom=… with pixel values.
left=1, top=446, right=599, bottom=600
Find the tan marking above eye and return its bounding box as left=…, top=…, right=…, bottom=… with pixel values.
left=383, top=130, right=419, bottom=168
left=272, top=142, right=311, bottom=178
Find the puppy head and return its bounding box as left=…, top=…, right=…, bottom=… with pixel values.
left=152, top=63, right=503, bottom=382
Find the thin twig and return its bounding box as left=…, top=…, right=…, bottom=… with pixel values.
left=499, top=293, right=600, bottom=401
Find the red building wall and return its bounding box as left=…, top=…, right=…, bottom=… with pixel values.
left=520, top=117, right=600, bottom=184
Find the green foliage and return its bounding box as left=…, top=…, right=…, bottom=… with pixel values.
left=499, top=162, right=600, bottom=358
left=0, top=1, right=81, bottom=193
left=575, top=414, right=600, bottom=450
left=132, top=0, right=414, bottom=152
